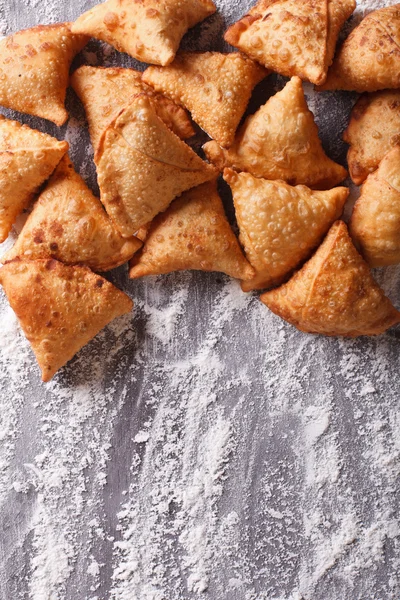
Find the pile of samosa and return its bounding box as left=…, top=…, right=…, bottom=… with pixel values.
left=1, top=0, right=400, bottom=381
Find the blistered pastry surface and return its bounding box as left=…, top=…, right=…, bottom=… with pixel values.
left=0, top=1, right=399, bottom=600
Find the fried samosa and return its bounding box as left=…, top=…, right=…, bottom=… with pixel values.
left=343, top=90, right=400, bottom=185
left=261, top=221, right=400, bottom=336
left=142, top=52, right=267, bottom=147
left=96, top=94, right=217, bottom=237
left=203, top=77, right=347, bottom=189
left=320, top=4, right=400, bottom=92
left=0, top=23, right=88, bottom=125
left=0, top=259, right=133, bottom=381
left=224, top=0, right=355, bottom=85
left=71, top=0, right=216, bottom=66
left=350, top=147, right=400, bottom=267
left=224, top=169, right=348, bottom=291
left=3, top=156, right=142, bottom=271
left=129, top=180, right=254, bottom=280
left=0, top=115, right=68, bottom=244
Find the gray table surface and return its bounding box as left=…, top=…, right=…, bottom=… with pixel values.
left=0, top=1, right=399, bottom=599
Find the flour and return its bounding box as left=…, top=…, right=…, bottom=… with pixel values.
left=134, top=431, right=150, bottom=444
left=0, top=1, right=400, bottom=600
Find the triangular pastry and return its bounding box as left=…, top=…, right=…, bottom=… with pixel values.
left=261, top=221, right=400, bottom=337
left=142, top=52, right=268, bottom=147
left=70, top=65, right=194, bottom=151
left=204, top=77, right=347, bottom=189
left=319, top=4, right=400, bottom=92
left=343, top=90, right=400, bottom=185
left=129, top=180, right=255, bottom=280
left=71, top=0, right=216, bottom=66
left=0, top=23, right=88, bottom=125
left=0, top=259, right=133, bottom=381
left=2, top=156, right=142, bottom=271
left=96, top=94, right=218, bottom=237
left=224, top=0, right=356, bottom=86
left=350, top=148, right=400, bottom=267
left=0, top=116, right=68, bottom=244
left=224, top=169, right=348, bottom=291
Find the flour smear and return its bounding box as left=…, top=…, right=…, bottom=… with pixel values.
left=0, top=1, right=400, bottom=600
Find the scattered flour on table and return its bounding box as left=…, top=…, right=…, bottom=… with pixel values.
left=0, top=1, right=399, bottom=600
left=2, top=269, right=398, bottom=599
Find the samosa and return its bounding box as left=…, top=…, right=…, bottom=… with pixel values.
left=319, top=4, right=400, bottom=92
left=224, top=169, right=348, bottom=291
left=96, top=94, right=217, bottom=237
left=350, top=147, right=400, bottom=267
left=129, top=180, right=255, bottom=280
left=224, top=0, right=355, bottom=85
left=343, top=90, right=400, bottom=185
left=0, top=115, right=68, bottom=243
left=0, top=259, right=133, bottom=381
left=3, top=156, right=142, bottom=271
left=72, top=0, right=216, bottom=66
left=261, top=221, right=400, bottom=337
left=0, top=23, right=88, bottom=125
left=204, top=77, right=347, bottom=189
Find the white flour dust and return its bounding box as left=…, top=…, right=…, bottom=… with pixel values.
left=0, top=1, right=400, bottom=600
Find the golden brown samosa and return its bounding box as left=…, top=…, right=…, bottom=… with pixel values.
left=72, top=0, right=216, bottom=66
left=0, top=23, right=88, bottom=125
left=0, top=115, right=68, bottom=243
left=224, top=0, right=355, bottom=85
left=320, top=4, right=400, bottom=92
left=129, top=180, right=254, bottom=280
left=343, top=90, right=400, bottom=185
left=204, top=77, right=347, bottom=189
left=0, top=259, right=133, bottom=381
left=3, top=156, right=142, bottom=271
left=224, top=169, right=348, bottom=291
left=96, top=94, right=217, bottom=238
left=261, top=221, right=400, bottom=336
left=350, top=147, right=400, bottom=267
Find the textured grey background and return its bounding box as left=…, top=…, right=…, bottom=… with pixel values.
left=0, top=1, right=399, bottom=600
